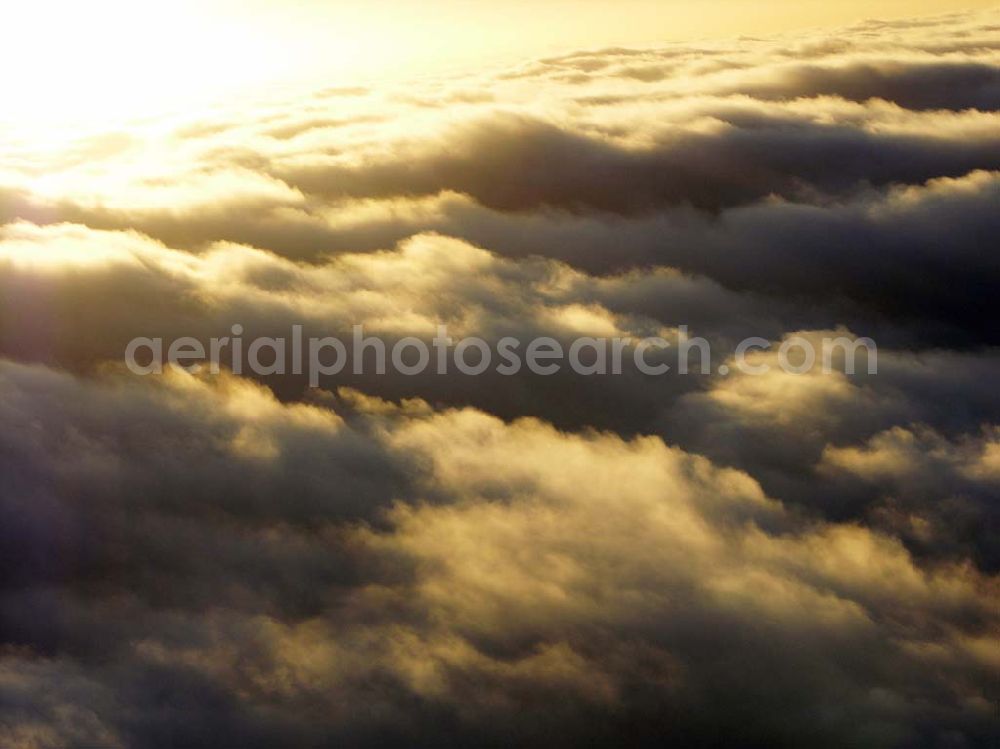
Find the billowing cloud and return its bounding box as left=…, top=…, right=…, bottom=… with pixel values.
left=0, top=368, right=997, bottom=747
left=1, top=8, right=999, bottom=748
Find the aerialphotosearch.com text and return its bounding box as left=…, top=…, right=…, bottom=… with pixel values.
left=125, top=325, right=878, bottom=384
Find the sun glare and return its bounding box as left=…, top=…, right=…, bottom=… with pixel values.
left=1, top=0, right=320, bottom=136
left=7, top=0, right=996, bottom=141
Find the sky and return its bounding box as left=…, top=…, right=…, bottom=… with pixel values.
left=1, top=3, right=1000, bottom=748
left=5, top=0, right=999, bottom=128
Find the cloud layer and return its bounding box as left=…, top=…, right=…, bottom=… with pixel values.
left=1, top=10, right=998, bottom=748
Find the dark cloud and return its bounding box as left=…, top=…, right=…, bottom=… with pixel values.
left=732, top=61, right=1000, bottom=111
left=0, top=366, right=997, bottom=748
left=272, top=112, right=1000, bottom=213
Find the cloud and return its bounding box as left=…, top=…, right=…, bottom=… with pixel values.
left=821, top=425, right=1000, bottom=569
left=2, top=220, right=999, bottom=573
left=729, top=60, right=1000, bottom=111
left=269, top=109, right=1000, bottom=214
left=0, top=8, right=999, bottom=747
left=0, top=371, right=996, bottom=746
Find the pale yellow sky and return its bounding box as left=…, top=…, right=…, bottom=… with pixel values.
left=3, top=0, right=996, bottom=129
left=230, top=0, right=1000, bottom=78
